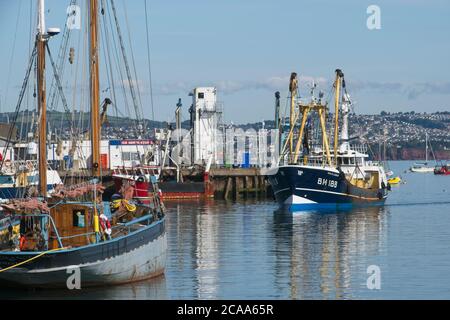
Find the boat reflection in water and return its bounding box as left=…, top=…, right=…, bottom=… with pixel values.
left=167, top=199, right=224, bottom=299
left=0, top=275, right=168, bottom=300
left=272, top=205, right=389, bottom=299
left=166, top=200, right=390, bottom=299
left=193, top=200, right=220, bottom=299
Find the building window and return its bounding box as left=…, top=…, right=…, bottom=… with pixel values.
left=131, top=152, right=141, bottom=161
left=122, top=152, right=141, bottom=162
left=122, top=152, right=131, bottom=161
left=198, top=92, right=204, bottom=99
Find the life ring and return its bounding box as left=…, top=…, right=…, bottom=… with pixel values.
left=99, top=214, right=112, bottom=238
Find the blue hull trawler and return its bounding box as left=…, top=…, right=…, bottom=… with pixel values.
left=0, top=0, right=166, bottom=288
left=267, top=70, right=389, bottom=210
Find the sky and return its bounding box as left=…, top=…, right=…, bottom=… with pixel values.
left=0, top=0, right=449, bottom=125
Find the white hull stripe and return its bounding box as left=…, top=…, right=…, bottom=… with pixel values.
left=295, top=187, right=386, bottom=201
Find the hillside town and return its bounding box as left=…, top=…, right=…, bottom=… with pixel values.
left=0, top=109, right=449, bottom=163
left=348, top=111, right=450, bottom=149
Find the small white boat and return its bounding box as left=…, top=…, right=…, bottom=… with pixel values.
left=410, top=164, right=435, bottom=173
left=410, top=133, right=435, bottom=173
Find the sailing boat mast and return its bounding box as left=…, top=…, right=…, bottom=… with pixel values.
left=37, top=0, right=47, bottom=197
left=425, top=132, right=428, bottom=163
left=89, top=0, right=101, bottom=177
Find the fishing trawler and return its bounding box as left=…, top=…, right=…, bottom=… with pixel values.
left=266, top=70, right=389, bottom=210
left=0, top=0, right=166, bottom=288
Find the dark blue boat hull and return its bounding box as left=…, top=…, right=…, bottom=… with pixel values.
left=267, top=165, right=388, bottom=211
left=0, top=218, right=166, bottom=288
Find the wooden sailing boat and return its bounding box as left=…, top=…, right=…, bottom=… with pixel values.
left=0, top=0, right=166, bottom=288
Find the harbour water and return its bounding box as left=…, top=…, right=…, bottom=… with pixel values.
left=2, top=161, right=450, bottom=299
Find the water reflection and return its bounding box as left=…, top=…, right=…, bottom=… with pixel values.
left=167, top=199, right=230, bottom=299
left=195, top=200, right=220, bottom=299
left=0, top=275, right=168, bottom=300
left=272, top=206, right=389, bottom=299
left=2, top=199, right=390, bottom=299
left=166, top=199, right=390, bottom=299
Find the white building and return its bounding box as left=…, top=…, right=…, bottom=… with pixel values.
left=108, top=139, right=159, bottom=168
left=13, top=139, right=159, bottom=170
left=190, top=87, right=222, bottom=165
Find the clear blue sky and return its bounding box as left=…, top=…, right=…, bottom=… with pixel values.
left=0, top=0, right=449, bottom=124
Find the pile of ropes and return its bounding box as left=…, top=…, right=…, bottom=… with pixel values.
left=0, top=198, right=50, bottom=213
left=52, top=182, right=105, bottom=199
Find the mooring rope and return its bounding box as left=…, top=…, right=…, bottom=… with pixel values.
left=0, top=247, right=66, bottom=273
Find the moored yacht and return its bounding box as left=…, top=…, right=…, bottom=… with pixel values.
left=410, top=132, right=435, bottom=173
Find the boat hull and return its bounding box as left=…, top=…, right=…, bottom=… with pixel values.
left=434, top=171, right=450, bottom=175
left=388, top=177, right=401, bottom=184
left=159, top=181, right=213, bottom=200
left=0, top=219, right=166, bottom=288
left=410, top=167, right=434, bottom=173
left=266, top=165, right=387, bottom=211
left=434, top=166, right=450, bottom=175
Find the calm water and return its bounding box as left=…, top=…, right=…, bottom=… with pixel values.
left=2, top=161, right=450, bottom=299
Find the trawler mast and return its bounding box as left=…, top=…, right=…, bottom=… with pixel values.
left=288, top=73, right=298, bottom=163
left=333, top=69, right=344, bottom=166
left=287, top=73, right=332, bottom=166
